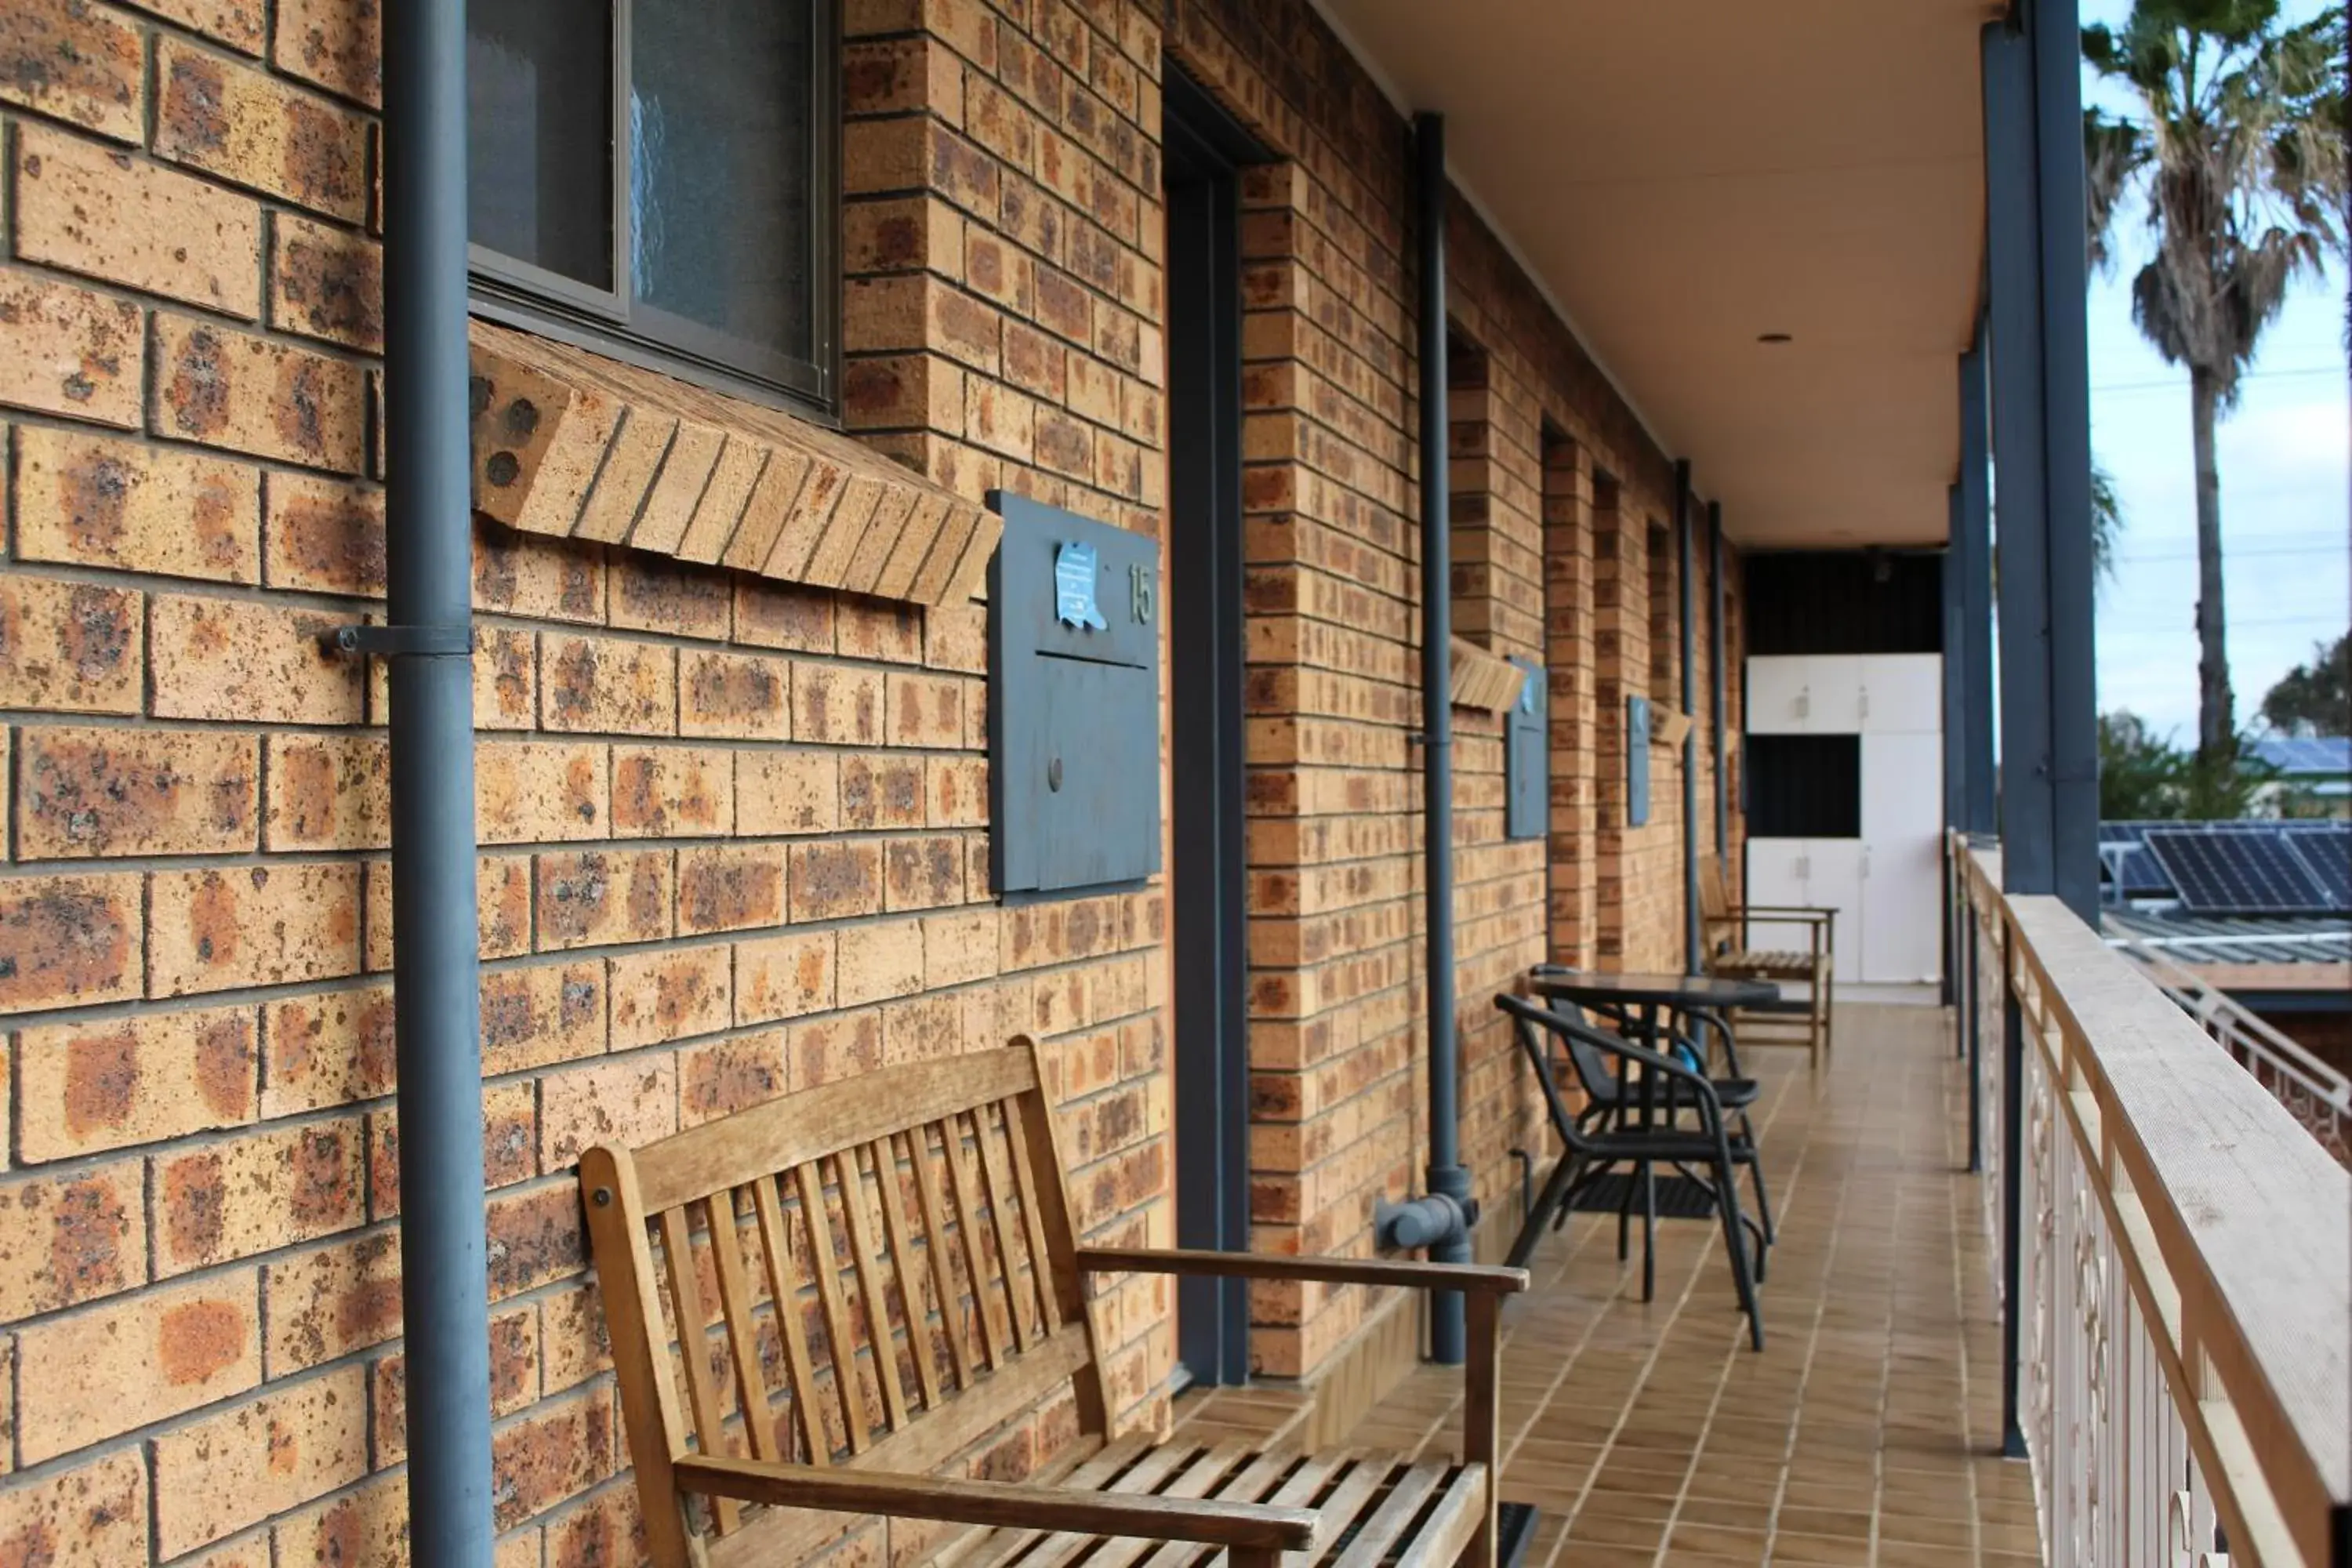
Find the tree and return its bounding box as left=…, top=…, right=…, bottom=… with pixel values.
left=2089, top=459, right=2125, bottom=580
left=2258, top=631, right=2352, bottom=734
left=2099, top=709, right=2285, bottom=818
left=2082, top=0, right=2348, bottom=764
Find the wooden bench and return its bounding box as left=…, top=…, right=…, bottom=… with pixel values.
left=1697, top=855, right=1834, bottom=1069
left=579, top=1038, right=1528, bottom=1568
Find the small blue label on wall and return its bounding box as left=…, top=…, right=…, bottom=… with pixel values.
left=1054, top=539, right=1107, bottom=630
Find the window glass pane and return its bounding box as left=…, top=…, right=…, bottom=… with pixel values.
left=631, top=0, right=814, bottom=362
left=467, top=0, right=614, bottom=290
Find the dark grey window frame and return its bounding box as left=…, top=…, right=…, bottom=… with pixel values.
left=466, top=0, right=843, bottom=419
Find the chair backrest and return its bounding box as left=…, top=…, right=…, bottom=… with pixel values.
left=579, top=1039, right=1108, bottom=1568
left=1697, top=855, right=1738, bottom=949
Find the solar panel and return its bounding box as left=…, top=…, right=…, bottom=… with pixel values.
left=2283, top=825, right=2352, bottom=911
left=2112, top=844, right=2172, bottom=897
left=2145, top=827, right=2330, bottom=915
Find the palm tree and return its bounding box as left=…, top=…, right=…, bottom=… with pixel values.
left=2082, top=0, right=2347, bottom=765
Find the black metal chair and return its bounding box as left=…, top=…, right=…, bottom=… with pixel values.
left=1498, top=993, right=1766, bottom=1350
left=1526, top=971, right=1776, bottom=1248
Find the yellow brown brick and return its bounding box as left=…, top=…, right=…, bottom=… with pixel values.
left=0, top=1156, right=143, bottom=1318
left=153, top=1116, right=365, bottom=1275
left=151, top=312, right=368, bottom=472
left=16, top=1003, right=256, bottom=1159
left=477, top=739, right=608, bottom=844
left=147, top=861, right=362, bottom=996
left=150, top=593, right=363, bottom=723
left=260, top=982, right=394, bottom=1116
left=154, top=36, right=368, bottom=220
left=14, top=123, right=263, bottom=316
left=534, top=848, right=673, bottom=949
left=0, top=0, right=144, bottom=141
left=16, top=1272, right=260, bottom=1462
left=676, top=843, right=787, bottom=935
left=270, top=213, right=383, bottom=350
left=151, top=1365, right=370, bottom=1558
left=264, top=731, right=388, bottom=850
left=15, top=423, right=261, bottom=583
left=0, top=575, right=142, bottom=714
left=0, top=870, right=142, bottom=1011
left=0, top=269, right=142, bottom=425
left=16, top=724, right=259, bottom=858
left=263, top=470, right=386, bottom=595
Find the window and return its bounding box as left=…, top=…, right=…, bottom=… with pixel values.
left=466, top=0, right=840, bottom=413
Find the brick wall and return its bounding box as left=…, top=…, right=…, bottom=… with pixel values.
left=0, top=0, right=1173, bottom=1561
left=0, top=0, right=1750, bottom=1556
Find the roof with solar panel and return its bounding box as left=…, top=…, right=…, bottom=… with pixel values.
left=2100, top=817, right=2350, bottom=978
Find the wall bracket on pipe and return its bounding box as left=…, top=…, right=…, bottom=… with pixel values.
left=323, top=623, right=477, bottom=658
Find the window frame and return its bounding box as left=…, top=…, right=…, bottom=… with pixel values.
left=465, top=0, right=843, bottom=419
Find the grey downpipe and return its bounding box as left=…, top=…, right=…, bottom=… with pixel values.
left=1676, top=463, right=1700, bottom=974
left=1708, top=504, right=1728, bottom=869
left=385, top=1, right=496, bottom=1558
left=1408, top=109, right=1472, bottom=1365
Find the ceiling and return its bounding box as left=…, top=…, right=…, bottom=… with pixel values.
left=1314, top=0, right=2001, bottom=548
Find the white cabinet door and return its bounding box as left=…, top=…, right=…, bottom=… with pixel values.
left=1858, top=654, right=1943, bottom=735
left=1861, top=732, right=1944, bottom=843
left=1745, top=657, right=1813, bottom=735
left=1744, top=839, right=1813, bottom=953
left=1802, top=656, right=1864, bottom=733
left=1803, top=840, right=1866, bottom=985
left=1857, top=730, right=1945, bottom=983
left=1860, top=831, right=1944, bottom=983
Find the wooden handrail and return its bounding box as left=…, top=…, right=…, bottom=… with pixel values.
left=1954, top=833, right=2352, bottom=1566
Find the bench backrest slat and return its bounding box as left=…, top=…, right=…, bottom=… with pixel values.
left=579, top=1040, right=1107, bottom=1568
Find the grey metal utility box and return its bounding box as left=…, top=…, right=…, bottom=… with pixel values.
left=1505, top=656, right=1548, bottom=841
left=986, top=492, right=1162, bottom=896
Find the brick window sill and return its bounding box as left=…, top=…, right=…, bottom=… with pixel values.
left=1449, top=637, right=1529, bottom=712
left=466, top=320, right=996, bottom=608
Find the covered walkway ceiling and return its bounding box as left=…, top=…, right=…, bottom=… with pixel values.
left=1316, top=0, right=2002, bottom=548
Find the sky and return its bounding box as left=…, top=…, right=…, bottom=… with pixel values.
left=2081, top=0, right=2350, bottom=742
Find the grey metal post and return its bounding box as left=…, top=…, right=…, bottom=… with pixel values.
left=1985, top=17, right=2053, bottom=903
left=1958, top=333, right=1996, bottom=834
left=1677, top=463, right=1700, bottom=974
left=2033, top=0, right=2100, bottom=923
left=1414, top=111, right=1471, bottom=1363
left=1708, top=503, right=1729, bottom=867
left=1941, top=488, right=1965, bottom=1011
left=384, top=0, right=495, bottom=1557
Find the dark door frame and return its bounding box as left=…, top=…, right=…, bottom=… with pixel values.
left=1163, top=63, right=1265, bottom=1388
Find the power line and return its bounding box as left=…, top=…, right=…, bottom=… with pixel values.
left=2092, top=366, right=2350, bottom=393
left=2111, top=542, right=2352, bottom=564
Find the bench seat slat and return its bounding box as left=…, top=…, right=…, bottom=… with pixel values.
left=873, top=1133, right=944, bottom=1410
left=1328, top=1463, right=1446, bottom=1568
left=750, top=1174, right=829, bottom=1465
left=797, top=1160, right=873, bottom=1455
left=657, top=1203, right=743, bottom=1535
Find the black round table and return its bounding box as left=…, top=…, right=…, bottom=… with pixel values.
left=1527, top=968, right=1778, bottom=1015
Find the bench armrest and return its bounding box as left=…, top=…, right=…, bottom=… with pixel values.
left=1075, top=1247, right=1529, bottom=1295
left=675, top=1457, right=1321, bottom=1551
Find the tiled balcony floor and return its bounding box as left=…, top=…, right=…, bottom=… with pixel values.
left=1183, top=1002, right=2044, bottom=1567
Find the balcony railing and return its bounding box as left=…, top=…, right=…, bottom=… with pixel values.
left=2108, top=937, right=2352, bottom=1168
left=1952, top=837, right=2352, bottom=1568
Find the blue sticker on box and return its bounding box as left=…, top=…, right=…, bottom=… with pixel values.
left=1055, top=539, right=1107, bottom=630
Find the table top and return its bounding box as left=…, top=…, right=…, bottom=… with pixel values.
left=1528, top=967, right=1779, bottom=1010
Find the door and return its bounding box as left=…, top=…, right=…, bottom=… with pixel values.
left=1163, top=64, right=1264, bottom=1388
left=1744, top=839, right=1813, bottom=954
left=1804, top=840, right=1867, bottom=985
left=1744, top=656, right=1813, bottom=735
left=1857, top=654, right=1943, bottom=735
left=1860, top=731, right=1944, bottom=982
